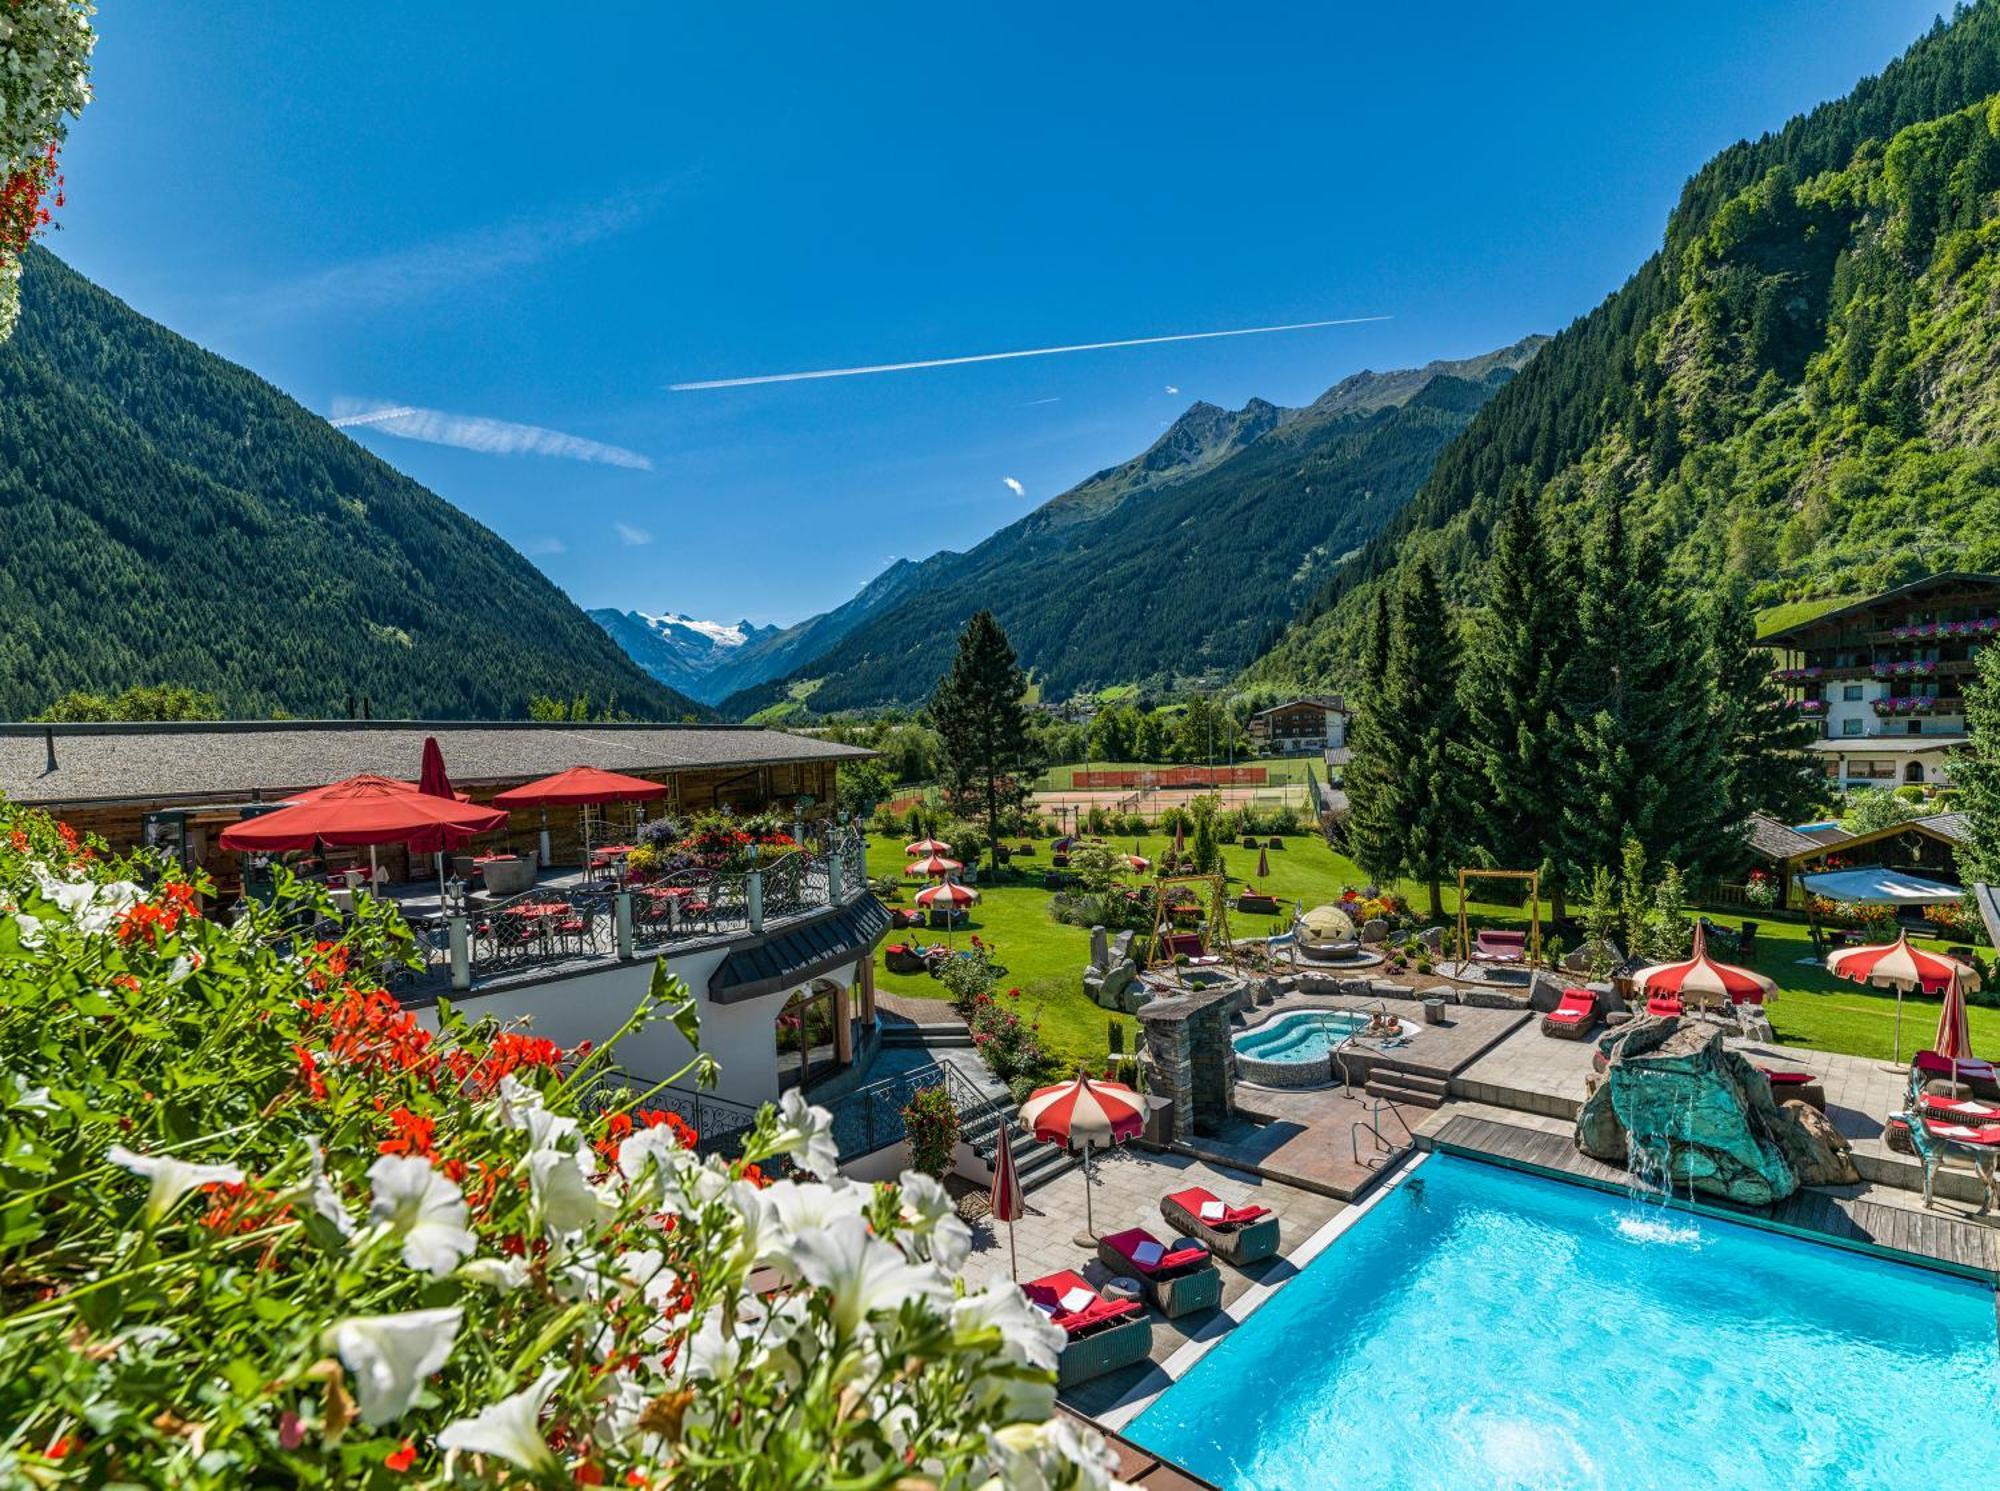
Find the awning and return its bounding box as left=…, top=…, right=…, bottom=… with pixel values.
left=1798, top=867, right=1964, bottom=905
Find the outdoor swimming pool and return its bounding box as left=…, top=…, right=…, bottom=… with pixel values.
left=1124, top=1154, right=2000, bottom=1489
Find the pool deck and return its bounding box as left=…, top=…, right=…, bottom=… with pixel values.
left=1423, top=1112, right=1999, bottom=1281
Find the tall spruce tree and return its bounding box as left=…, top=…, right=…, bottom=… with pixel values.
left=929, top=610, right=1037, bottom=870
left=1460, top=482, right=1574, bottom=914
left=1556, top=488, right=1731, bottom=885
left=1344, top=556, right=1469, bottom=918
left=1950, top=640, right=2000, bottom=889
left=1704, top=583, right=1822, bottom=830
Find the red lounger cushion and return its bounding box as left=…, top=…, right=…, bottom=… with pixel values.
left=1167, top=1186, right=1271, bottom=1228
left=1548, top=991, right=1594, bottom=1023
left=1924, top=1120, right=2000, bottom=1146
left=1760, top=1070, right=1815, bottom=1086
left=1647, top=997, right=1683, bottom=1016
left=1022, top=1270, right=1142, bottom=1335
left=1915, top=1051, right=1999, bottom=1080
left=1922, top=1095, right=2000, bottom=1121
left=1101, top=1227, right=1209, bottom=1275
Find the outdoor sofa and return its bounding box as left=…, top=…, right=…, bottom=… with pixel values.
left=1159, top=1186, right=1279, bottom=1265
left=1097, top=1227, right=1222, bottom=1318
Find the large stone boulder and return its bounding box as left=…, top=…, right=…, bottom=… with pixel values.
left=1359, top=918, right=1389, bottom=945
left=1576, top=1074, right=1627, bottom=1163
left=1578, top=1018, right=1800, bottom=1206
left=1083, top=924, right=1140, bottom=1011
left=1771, top=1099, right=1860, bottom=1187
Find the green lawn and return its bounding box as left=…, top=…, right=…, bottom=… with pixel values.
left=868, top=832, right=2000, bottom=1070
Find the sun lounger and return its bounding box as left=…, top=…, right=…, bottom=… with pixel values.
left=1899, top=1110, right=2000, bottom=1214
left=1919, top=1092, right=2000, bottom=1124
left=1757, top=1068, right=1825, bottom=1112
left=1096, top=1227, right=1222, bottom=1318
left=1541, top=987, right=1598, bottom=1040
left=1915, top=1050, right=2000, bottom=1100
left=1160, top=1187, right=1280, bottom=1264
left=1021, top=1270, right=1154, bottom=1387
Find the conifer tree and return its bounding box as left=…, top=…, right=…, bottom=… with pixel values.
left=929, top=611, right=1037, bottom=870
left=1704, top=583, right=1822, bottom=829
left=1344, top=556, right=1469, bottom=918
left=1460, top=482, right=1573, bottom=913
left=1951, top=641, right=2000, bottom=888
left=1556, top=488, right=1731, bottom=884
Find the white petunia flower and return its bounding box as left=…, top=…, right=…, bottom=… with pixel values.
left=953, top=1279, right=1065, bottom=1372
left=366, top=1155, right=476, bottom=1277
left=758, top=1175, right=869, bottom=1265
left=5, top=1074, right=55, bottom=1115
left=769, top=1091, right=839, bottom=1179
left=437, top=1366, right=565, bottom=1474
left=788, top=1214, right=948, bottom=1340
left=529, top=1147, right=615, bottom=1238
left=457, top=1255, right=532, bottom=1291
left=13, top=912, right=43, bottom=949
left=493, top=1074, right=579, bottom=1152
left=896, top=1170, right=973, bottom=1273
left=33, top=872, right=144, bottom=936
left=297, top=1136, right=354, bottom=1237
left=985, top=1416, right=1129, bottom=1491
left=326, top=1308, right=463, bottom=1425
left=684, top=1313, right=747, bottom=1382
left=107, top=1145, right=244, bottom=1225
left=614, top=1123, right=687, bottom=1188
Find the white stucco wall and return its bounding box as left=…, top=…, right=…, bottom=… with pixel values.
left=418, top=947, right=794, bottom=1109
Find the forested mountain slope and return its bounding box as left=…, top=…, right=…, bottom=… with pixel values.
left=0, top=249, right=704, bottom=720
left=1250, top=2, right=2000, bottom=690
left=720, top=337, right=1545, bottom=716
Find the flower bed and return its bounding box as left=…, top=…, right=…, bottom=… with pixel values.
left=0, top=800, right=1118, bottom=1488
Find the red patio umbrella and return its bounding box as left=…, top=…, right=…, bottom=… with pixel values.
left=906, top=853, right=963, bottom=877
left=220, top=776, right=506, bottom=853
left=1632, top=924, right=1776, bottom=1008
left=1937, top=970, right=1975, bottom=1067
left=989, top=1119, right=1026, bottom=1280
left=914, top=879, right=979, bottom=947
left=1827, top=930, right=1979, bottom=1067
left=1018, top=1072, right=1145, bottom=1245
left=492, top=766, right=668, bottom=872
left=905, top=837, right=954, bottom=856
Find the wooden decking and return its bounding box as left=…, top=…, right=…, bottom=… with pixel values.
left=1424, top=1114, right=1999, bottom=1282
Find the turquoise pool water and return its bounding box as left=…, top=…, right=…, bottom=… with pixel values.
left=1126, top=1155, right=2000, bottom=1489
left=1233, top=1011, right=1374, bottom=1063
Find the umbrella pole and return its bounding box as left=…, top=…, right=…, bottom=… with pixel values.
left=1881, top=987, right=1908, bottom=1074
left=1073, top=1144, right=1096, bottom=1249
left=1008, top=1218, right=1018, bottom=1282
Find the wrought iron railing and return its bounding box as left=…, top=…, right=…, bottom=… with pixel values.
left=824, top=1061, right=950, bottom=1160
left=582, top=1074, right=770, bottom=1162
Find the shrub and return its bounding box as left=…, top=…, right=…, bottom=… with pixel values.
left=967, top=988, right=1060, bottom=1091
left=1085, top=805, right=1110, bottom=834
left=1269, top=804, right=1302, bottom=836
left=941, top=818, right=988, bottom=867
left=901, top=1083, right=962, bottom=1178
left=1743, top=868, right=1779, bottom=908
left=1119, top=811, right=1149, bottom=836
left=937, top=942, right=1002, bottom=1016
left=0, top=800, right=1111, bottom=1489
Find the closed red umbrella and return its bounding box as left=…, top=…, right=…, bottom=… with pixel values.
left=1018, top=1071, right=1145, bottom=1244
left=220, top=776, right=506, bottom=851
left=1256, top=844, right=1270, bottom=886
left=989, top=1119, right=1025, bottom=1280
left=1937, top=970, right=1975, bottom=1066
left=412, top=736, right=466, bottom=897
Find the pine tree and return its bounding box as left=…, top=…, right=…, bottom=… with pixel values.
left=1344, top=556, right=1469, bottom=918
left=1951, top=640, right=2000, bottom=888
left=1556, top=489, right=1731, bottom=886
left=929, top=611, right=1037, bottom=870
left=1704, top=583, right=1822, bottom=831
left=1460, top=482, right=1573, bottom=910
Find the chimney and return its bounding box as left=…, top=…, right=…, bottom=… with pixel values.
left=43, top=726, right=56, bottom=773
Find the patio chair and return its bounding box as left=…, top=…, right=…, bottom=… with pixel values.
left=1096, top=1227, right=1222, bottom=1318
left=1020, top=1270, right=1153, bottom=1387
left=1159, top=1187, right=1279, bottom=1265
left=1541, top=987, right=1598, bottom=1039
left=884, top=942, right=929, bottom=975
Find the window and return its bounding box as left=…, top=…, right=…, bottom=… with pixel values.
left=1908, top=720, right=1923, bottom=735
left=1842, top=685, right=1863, bottom=702
left=1841, top=717, right=1863, bottom=737
left=1846, top=759, right=1895, bottom=780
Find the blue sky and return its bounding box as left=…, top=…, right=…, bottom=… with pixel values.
left=54, top=2, right=1945, bottom=626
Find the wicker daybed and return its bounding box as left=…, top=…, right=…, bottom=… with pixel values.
left=1158, top=1186, right=1280, bottom=1265
left=1096, top=1227, right=1222, bottom=1318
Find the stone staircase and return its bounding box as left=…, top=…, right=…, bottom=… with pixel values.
left=1363, top=1066, right=1449, bottom=1110
left=961, top=1097, right=1078, bottom=1192
left=881, top=1020, right=972, bottom=1050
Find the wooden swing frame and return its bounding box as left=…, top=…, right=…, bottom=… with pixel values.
left=1454, top=867, right=1543, bottom=968
left=1146, top=872, right=1238, bottom=974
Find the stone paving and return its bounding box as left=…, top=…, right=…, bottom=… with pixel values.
left=960, top=1144, right=1344, bottom=1418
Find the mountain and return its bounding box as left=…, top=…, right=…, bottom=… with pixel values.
left=1249, top=3, right=2000, bottom=691
left=587, top=609, right=779, bottom=700
left=720, top=337, right=1547, bottom=717
left=0, top=249, right=706, bottom=721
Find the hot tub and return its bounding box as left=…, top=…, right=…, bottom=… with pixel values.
left=1232, top=1009, right=1416, bottom=1087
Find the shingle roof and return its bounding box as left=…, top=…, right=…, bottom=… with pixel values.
left=1250, top=695, right=1346, bottom=719
left=708, top=894, right=891, bottom=1004
left=1744, top=812, right=1833, bottom=861
left=0, top=720, right=873, bottom=807
left=1913, top=811, right=1970, bottom=843
left=1806, top=736, right=1966, bottom=754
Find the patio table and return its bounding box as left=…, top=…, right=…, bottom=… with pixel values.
left=506, top=902, right=571, bottom=919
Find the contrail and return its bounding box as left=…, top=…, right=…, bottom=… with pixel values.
left=668, top=315, right=1391, bottom=390
left=329, top=406, right=422, bottom=429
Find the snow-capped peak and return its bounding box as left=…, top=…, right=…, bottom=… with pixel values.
left=638, top=612, right=759, bottom=651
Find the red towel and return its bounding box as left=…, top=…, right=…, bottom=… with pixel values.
left=1759, top=1070, right=1814, bottom=1085
left=1021, top=1270, right=1142, bottom=1335
left=1100, top=1227, right=1209, bottom=1275
left=1167, top=1187, right=1272, bottom=1228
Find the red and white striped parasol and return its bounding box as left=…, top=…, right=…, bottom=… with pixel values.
left=989, top=1119, right=1025, bottom=1279
left=1937, top=969, right=1975, bottom=1065
left=1018, top=1072, right=1145, bottom=1242
left=1125, top=853, right=1151, bottom=872
left=1827, top=929, right=1979, bottom=1066
left=905, top=837, right=954, bottom=856
left=1632, top=924, right=1775, bottom=1006
left=905, top=853, right=963, bottom=877
left=914, top=880, right=979, bottom=908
